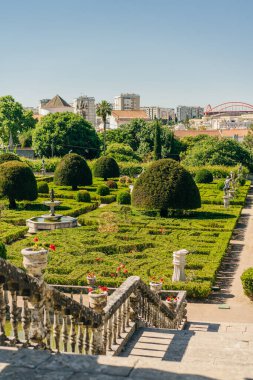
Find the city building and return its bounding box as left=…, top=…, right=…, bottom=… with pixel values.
left=176, top=106, right=204, bottom=121
left=39, top=95, right=73, bottom=115
left=97, top=110, right=149, bottom=130
left=73, top=96, right=96, bottom=127
left=141, top=106, right=175, bottom=121
left=174, top=128, right=248, bottom=143
left=114, top=93, right=140, bottom=110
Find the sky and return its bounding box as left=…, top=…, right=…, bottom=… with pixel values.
left=0, top=0, right=253, bottom=109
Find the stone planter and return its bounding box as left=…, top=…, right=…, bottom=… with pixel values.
left=21, top=247, right=48, bottom=278
left=149, top=282, right=162, bottom=293
left=89, top=291, right=107, bottom=312
left=87, top=276, right=96, bottom=286
left=166, top=300, right=177, bottom=311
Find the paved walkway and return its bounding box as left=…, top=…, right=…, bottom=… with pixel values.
left=188, top=185, right=253, bottom=323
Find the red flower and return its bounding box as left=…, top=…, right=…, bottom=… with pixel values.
left=116, top=266, right=121, bottom=272
left=88, top=287, right=93, bottom=293
left=160, top=278, right=164, bottom=283
left=33, top=237, right=39, bottom=242
left=120, top=263, right=125, bottom=268
left=99, top=286, right=108, bottom=292
left=166, top=297, right=171, bottom=302
left=110, top=273, right=115, bottom=277
left=95, top=257, right=101, bottom=261
left=49, top=244, right=56, bottom=251
left=123, top=269, right=128, bottom=274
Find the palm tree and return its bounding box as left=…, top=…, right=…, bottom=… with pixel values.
left=96, top=100, right=112, bottom=155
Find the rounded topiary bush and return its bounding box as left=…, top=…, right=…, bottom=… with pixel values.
left=119, top=176, right=132, bottom=185
left=54, top=153, right=92, bottom=190
left=117, top=190, right=131, bottom=205
left=37, top=181, right=49, bottom=194
left=106, top=180, right=118, bottom=189
left=97, top=184, right=110, bottom=196
left=241, top=268, right=253, bottom=298
left=132, top=159, right=201, bottom=216
left=195, top=169, right=213, bottom=184
left=0, top=242, right=7, bottom=259
left=76, top=190, right=91, bottom=203
left=0, top=161, right=38, bottom=209
left=0, top=153, right=21, bottom=165
left=93, top=157, right=120, bottom=181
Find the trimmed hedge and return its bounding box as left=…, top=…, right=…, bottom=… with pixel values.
left=0, top=153, right=21, bottom=165
left=106, top=180, right=118, bottom=189
left=97, top=185, right=110, bottom=196
left=132, top=159, right=201, bottom=215
left=37, top=181, right=49, bottom=194
left=75, top=190, right=91, bottom=203
left=241, top=268, right=253, bottom=298
left=93, top=157, right=120, bottom=180
left=0, top=242, right=7, bottom=259
left=117, top=190, right=131, bottom=205
left=195, top=169, right=213, bottom=184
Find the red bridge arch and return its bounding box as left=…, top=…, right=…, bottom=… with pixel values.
left=205, top=102, right=253, bottom=116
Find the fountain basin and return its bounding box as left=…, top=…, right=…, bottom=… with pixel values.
left=26, top=216, right=78, bottom=233
left=41, top=214, right=63, bottom=221
left=43, top=201, right=62, bottom=207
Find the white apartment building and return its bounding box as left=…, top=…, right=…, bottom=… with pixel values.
left=73, top=96, right=96, bottom=127
left=177, top=106, right=204, bottom=121
left=114, top=93, right=140, bottom=110
left=141, top=106, right=175, bottom=121
left=190, top=114, right=253, bottom=130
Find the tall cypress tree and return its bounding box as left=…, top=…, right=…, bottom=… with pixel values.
left=154, top=119, right=162, bottom=160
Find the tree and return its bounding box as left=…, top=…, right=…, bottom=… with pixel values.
left=0, top=96, right=36, bottom=145
left=96, top=100, right=112, bottom=154
left=54, top=153, right=92, bottom=190
left=0, top=161, right=37, bottom=209
left=93, top=156, right=120, bottom=181
left=153, top=119, right=162, bottom=160
left=132, top=159, right=201, bottom=217
left=106, top=143, right=141, bottom=162
left=33, top=112, right=100, bottom=158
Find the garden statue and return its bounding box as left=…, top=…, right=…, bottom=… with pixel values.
left=223, top=176, right=231, bottom=195
left=172, top=249, right=189, bottom=282
left=50, top=188, right=55, bottom=202
left=41, top=157, right=46, bottom=175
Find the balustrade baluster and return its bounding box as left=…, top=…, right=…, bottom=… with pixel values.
left=117, top=306, right=122, bottom=338
left=21, top=297, right=30, bottom=344
left=10, top=290, right=18, bottom=342
left=53, top=310, right=60, bottom=352
left=107, top=317, right=112, bottom=350
left=126, top=298, right=130, bottom=327
left=84, top=325, right=90, bottom=354
left=113, top=312, right=117, bottom=345
left=77, top=323, right=84, bottom=354
left=79, top=291, right=83, bottom=305
left=0, top=284, right=6, bottom=341
left=44, top=303, right=51, bottom=348
left=102, top=319, right=108, bottom=354
left=91, top=326, right=103, bottom=355
left=69, top=315, right=76, bottom=353
left=122, top=302, right=126, bottom=333
left=61, top=314, right=68, bottom=352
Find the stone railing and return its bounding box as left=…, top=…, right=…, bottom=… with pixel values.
left=0, top=259, right=187, bottom=356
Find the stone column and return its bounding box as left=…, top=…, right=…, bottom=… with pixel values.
left=172, top=249, right=189, bottom=282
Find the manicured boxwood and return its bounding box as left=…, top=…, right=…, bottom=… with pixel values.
left=0, top=153, right=21, bottom=165
left=195, top=169, right=213, bottom=184
left=75, top=190, right=91, bottom=203
left=0, top=242, right=7, bottom=259
left=117, top=190, right=131, bottom=205
left=37, top=181, right=49, bottom=194
left=216, top=179, right=225, bottom=191
left=106, top=180, right=118, bottom=189
left=54, top=153, right=92, bottom=190
left=241, top=268, right=253, bottom=298
left=132, top=159, right=201, bottom=216
left=93, top=157, right=120, bottom=181
left=97, top=184, right=110, bottom=196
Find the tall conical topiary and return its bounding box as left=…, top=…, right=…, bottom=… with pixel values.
left=93, top=156, right=120, bottom=181
left=0, top=161, right=37, bottom=209
left=132, top=158, right=201, bottom=217
left=54, top=153, right=92, bottom=190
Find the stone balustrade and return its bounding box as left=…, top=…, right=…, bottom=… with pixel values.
left=0, top=258, right=187, bottom=356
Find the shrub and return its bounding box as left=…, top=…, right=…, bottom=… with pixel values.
left=100, top=195, right=116, bottom=204
left=97, top=184, right=110, bottom=196
left=195, top=169, right=213, bottom=184
left=217, top=180, right=225, bottom=191
left=0, top=161, right=37, bottom=209
left=0, top=242, right=7, bottom=259
left=37, top=181, right=49, bottom=194
left=76, top=190, right=91, bottom=203
left=241, top=268, right=253, bottom=298
left=106, top=180, right=118, bottom=189
left=0, top=153, right=21, bottom=165
left=93, top=157, right=120, bottom=180
left=119, top=176, right=132, bottom=185
left=117, top=190, right=131, bottom=205
left=238, top=176, right=246, bottom=186
left=54, top=153, right=92, bottom=190
left=106, top=143, right=141, bottom=162
left=132, top=159, right=201, bottom=216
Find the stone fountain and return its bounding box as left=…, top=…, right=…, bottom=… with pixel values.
left=26, top=189, right=77, bottom=233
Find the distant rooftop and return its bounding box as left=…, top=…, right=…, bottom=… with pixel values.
left=43, top=95, right=71, bottom=108
left=112, top=110, right=149, bottom=119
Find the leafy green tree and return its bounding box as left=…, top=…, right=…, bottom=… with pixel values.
left=0, top=96, right=36, bottom=145
left=33, top=112, right=100, bottom=158
left=153, top=120, right=162, bottom=160
left=106, top=143, right=141, bottom=162
left=96, top=100, right=112, bottom=154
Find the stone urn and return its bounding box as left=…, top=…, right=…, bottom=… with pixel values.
left=21, top=247, right=48, bottom=278
left=149, top=282, right=163, bottom=293
left=89, top=291, right=107, bottom=312
left=87, top=276, right=96, bottom=286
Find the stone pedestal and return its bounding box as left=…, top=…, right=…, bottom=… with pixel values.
left=223, top=195, right=230, bottom=208
left=172, top=249, right=189, bottom=282
left=21, top=248, right=48, bottom=279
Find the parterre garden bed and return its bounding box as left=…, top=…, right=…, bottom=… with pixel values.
left=5, top=180, right=251, bottom=298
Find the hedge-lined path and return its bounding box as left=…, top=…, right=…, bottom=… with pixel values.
left=188, top=184, right=253, bottom=323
